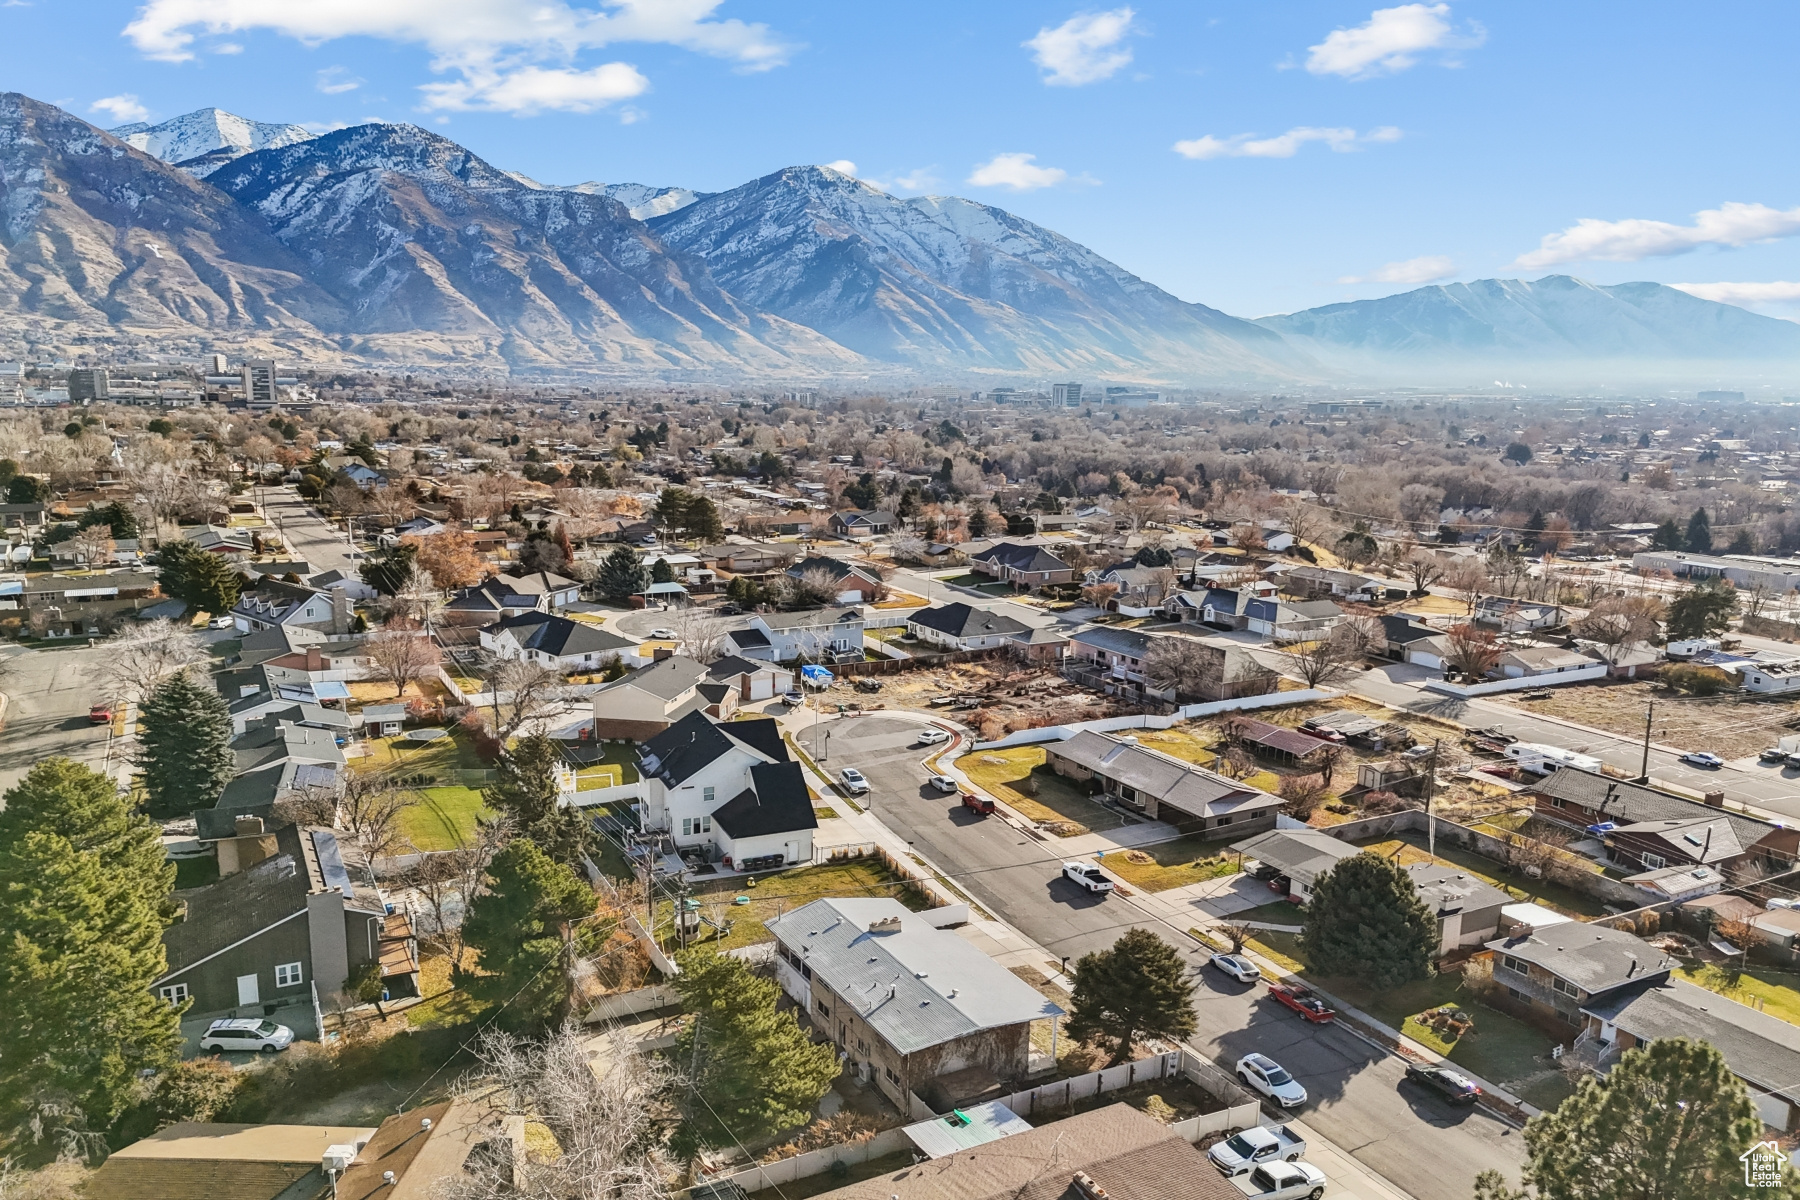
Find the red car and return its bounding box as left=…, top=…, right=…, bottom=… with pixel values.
left=1267, top=983, right=1335, bottom=1023
left=88, top=703, right=114, bottom=724
left=961, top=791, right=995, bottom=816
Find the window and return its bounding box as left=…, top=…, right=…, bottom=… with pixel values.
left=1548, top=796, right=1565, bottom=808
left=681, top=818, right=693, bottom=836
left=703, top=786, right=715, bottom=804
left=885, top=1066, right=899, bottom=1085
left=1506, top=986, right=1531, bottom=1004
left=159, top=983, right=188, bottom=1005
left=1551, top=978, right=1581, bottom=999
left=1500, top=954, right=1530, bottom=976
left=1215, top=813, right=1234, bottom=826
left=274, top=962, right=303, bottom=988
left=701, top=815, right=712, bottom=834
left=1641, top=853, right=1667, bottom=870
left=816, top=998, right=831, bottom=1018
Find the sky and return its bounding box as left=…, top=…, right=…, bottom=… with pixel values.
left=6, top=2, right=1800, bottom=322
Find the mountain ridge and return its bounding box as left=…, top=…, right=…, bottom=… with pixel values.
left=111, top=107, right=315, bottom=178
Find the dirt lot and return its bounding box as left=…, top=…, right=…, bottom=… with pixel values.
left=814, top=658, right=1133, bottom=739
left=1493, top=678, right=1800, bottom=759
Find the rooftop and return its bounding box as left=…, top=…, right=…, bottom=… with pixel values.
left=1487, top=919, right=1676, bottom=994
left=1585, top=977, right=1800, bottom=1104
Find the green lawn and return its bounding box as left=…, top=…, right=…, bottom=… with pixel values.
left=357, top=728, right=489, bottom=786
left=574, top=743, right=641, bottom=789
left=1100, top=838, right=1240, bottom=892
left=654, top=856, right=928, bottom=954
left=1349, top=832, right=1610, bottom=919
left=1679, top=963, right=1800, bottom=1027
left=960, top=747, right=1125, bottom=836
left=1233, top=898, right=1308, bottom=926
left=399, top=786, right=488, bottom=852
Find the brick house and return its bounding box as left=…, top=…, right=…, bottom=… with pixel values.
left=1527, top=768, right=1798, bottom=875
left=966, top=542, right=1074, bottom=589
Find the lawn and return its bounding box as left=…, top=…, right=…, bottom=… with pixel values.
left=1679, top=963, right=1800, bottom=1027
left=1133, top=726, right=1221, bottom=764
left=356, top=728, right=488, bottom=785
left=654, top=856, right=929, bottom=954
left=1232, top=898, right=1308, bottom=926
left=399, top=786, right=488, bottom=852
left=1349, top=833, right=1610, bottom=919
left=1100, top=837, right=1240, bottom=892
left=959, top=746, right=1125, bottom=836
left=574, top=742, right=641, bottom=789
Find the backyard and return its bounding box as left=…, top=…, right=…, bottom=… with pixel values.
left=1678, top=962, right=1800, bottom=1027
left=398, top=786, right=487, bottom=852
left=958, top=746, right=1128, bottom=836
left=1100, top=837, right=1240, bottom=892
left=1348, top=832, right=1611, bottom=919
left=573, top=742, right=641, bottom=789
left=652, top=855, right=929, bottom=954
left=354, top=727, right=489, bottom=786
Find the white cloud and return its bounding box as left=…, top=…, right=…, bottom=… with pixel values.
left=967, top=153, right=1069, bottom=191
left=1025, top=7, right=1135, bottom=87
left=1173, top=125, right=1401, bottom=160
left=419, top=61, right=649, bottom=114
left=90, top=94, right=150, bottom=124
left=123, top=0, right=795, bottom=115
left=823, top=160, right=857, bottom=176
left=316, top=66, right=363, bottom=94
left=1305, top=3, right=1482, bottom=80
left=1670, top=281, right=1800, bottom=309
left=1339, top=255, right=1455, bottom=285
left=891, top=167, right=939, bottom=193
left=213, top=41, right=243, bottom=53
left=1515, top=202, right=1800, bottom=269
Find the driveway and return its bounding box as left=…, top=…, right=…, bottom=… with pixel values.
left=0, top=641, right=117, bottom=795
left=796, top=713, right=1528, bottom=1200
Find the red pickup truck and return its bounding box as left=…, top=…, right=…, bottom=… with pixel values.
left=960, top=791, right=995, bottom=816
left=1267, top=983, right=1335, bottom=1023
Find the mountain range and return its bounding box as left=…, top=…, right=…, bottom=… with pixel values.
left=0, top=94, right=1795, bottom=384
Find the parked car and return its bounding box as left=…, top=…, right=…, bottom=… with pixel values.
left=1786, top=751, right=1800, bottom=770
left=208, top=614, right=235, bottom=629
left=1267, top=982, right=1335, bottom=1022
left=1228, top=1161, right=1326, bottom=1200
left=838, top=767, right=870, bottom=795
left=1681, top=751, right=1724, bottom=769
left=928, top=774, right=959, bottom=793
left=1478, top=726, right=1517, bottom=744
left=200, top=1018, right=294, bottom=1054
left=1762, top=747, right=1788, bottom=764
left=916, top=727, right=951, bottom=745
left=961, top=791, right=995, bottom=816
left=1403, top=1062, right=1482, bottom=1105
left=1248, top=860, right=1282, bottom=882
left=88, top=703, right=113, bottom=724
left=1208, top=1124, right=1306, bottom=1176
left=1062, top=861, right=1113, bottom=894
left=1585, top=821, right=1617, bottom=836
left=1211, top=953, right=1261, bottom=984
left=649, top=627, right=676, bottom=639
left=1400, top=744, right=1436, bottom=761
left=1236, top=1053, right=1307, bottom=1108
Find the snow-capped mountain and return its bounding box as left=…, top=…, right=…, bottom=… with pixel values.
left=1256, top=276, right=1800, bottom=377
left=110, top=107, right=314, bottom=177
left=504, top=173, right=704, bottom=220
left=648, top=166, right=1311, bottom=379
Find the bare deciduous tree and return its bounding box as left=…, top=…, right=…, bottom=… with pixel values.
left=667, top=608, right=729, bottom=664
left=491, top=657, right=565, bottom=741
left=1278, top=622, right=1369, bottom=688
left=276, top=772, right=415, bottom=861
left=1142, top=637, right=1215, bottom=698
left=1443, top=558, right=1488, bottom=614
left=367, top=620, right=442, bottom=699
left=88, top=618, right=206, bottom=702
left=65, top=523, right=116, bottom=567
left=1400, top=545, right=1448, bottom=595
left=1444, top=623, right=1503, bottom=679
left=1574, top=595, right=1664, bottom=666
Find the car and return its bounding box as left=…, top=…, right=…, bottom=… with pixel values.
left=200, top=1018, right=295, bottom=1054
left=1267, top=982, right=1335, bottom=1022
left=1062, top=861, right=1113, bottom=894
left=208, top=615, right=235, bottom=629
left=782, top=690, right=806, bottom=706
left=1236, top=1052, right=1307, bottom=1108
left=961, top=790, right=995, bottom=816
left=916, top=727, right=951, bottom=745
left=1762, top=747, right=1789, bottom=763
left=715, top=603, right=743, bottom=616
left=1404, top=1062, right=1482, bottom=1105
left=649, top=627, right=676, bottom=640
left=838, top=767, right=870, bottom=795
left=1208, top=1125, right=1307, bottom=1176
left=1248, top=860, right=1282, bottom=882
left=1228, top=1161, right=1327, bottom=1200
left=1681, top=751, right=1725, bottom=769
left=1786, top=751, right=1800, bottom=770
left=88, top=703, right=113, bottom=724
left=1400, top=744, right=1435, bottom=761
left=1211, top=953, right=1261, bottom=984
left=928, top=774, right=959, bottom=793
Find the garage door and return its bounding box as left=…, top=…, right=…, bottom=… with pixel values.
left=751, top=675, right=773, bottom=700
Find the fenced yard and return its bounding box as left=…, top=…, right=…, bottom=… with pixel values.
left=652, top=855, right=930, bottom=954
left=958, top=745, right=1129, bottom=836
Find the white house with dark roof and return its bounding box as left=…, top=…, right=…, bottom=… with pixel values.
left=634, top=710, right=815, bottom=867
left=232, top=579, right=353, bottom=635
left=480, top=611, right=640, bottom=672
left=443, top=569, right=580, bottom=622
left=725, top=606, right=865, bottom=663
left=906, top=602, right=1032, bottom=652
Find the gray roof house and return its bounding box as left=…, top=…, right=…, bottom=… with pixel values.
left=906, top=603, right=1032, bottom=651
left=1407, top=863, right=1510, bottom=955
left=1487, top=920, right=1676, bottom=1027
left=767, top=898, right=1063, bottom=1112
left=1229, top=828, right=1362, bottom=902
left=479, top=611, right=637, bottom=671
left=231, top=579, right=354, bottom=635
left=1046, top=730, right=1283, bottom=837
left=589, top=654, right=713, bottom=738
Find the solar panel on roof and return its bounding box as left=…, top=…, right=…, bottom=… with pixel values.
left=311, top=829, right=355, bottom=899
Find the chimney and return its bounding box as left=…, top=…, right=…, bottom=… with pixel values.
left=1703, top=791, right=1726, bottom=808
left=306, top=647, right=324, bottom=671
left=868, top=915, right=902, bottom=934
left=1072, top=1171, right=1111, bottom=1200
left=235, top=815, right=265, bottom=837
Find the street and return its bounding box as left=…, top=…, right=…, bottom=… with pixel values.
left=259, top=486, right=359, bottom=579
left=797, top=715, right=1527, bottom=1200
left=0, top=642, right=118, bottom=795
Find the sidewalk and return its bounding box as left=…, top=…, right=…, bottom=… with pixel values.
left=1289, top=1119, right=1417, bottom=1200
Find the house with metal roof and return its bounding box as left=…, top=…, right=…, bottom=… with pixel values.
left=1045, top=730, right=1282, bottom=837
left=767, top=898, right=1063, bottom=1113
left=1486, top=920, right=1676, bottom=1028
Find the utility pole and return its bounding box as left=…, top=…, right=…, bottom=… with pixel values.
left=1637, top=700, right=1654, bottom=783
left=1426, top=737, right=1440, bottom=859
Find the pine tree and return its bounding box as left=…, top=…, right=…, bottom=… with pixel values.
left=481, top=733, right=590, bottom=863
left=0, top=760, right=180, bottom=1139
left=672, top=949, right=840, bottom=1155
left=460, top=838, right=598, bottom=1027
left=650, top=557, right=675, bottom=585
left=1064, top=929, right=1197, bottom=1066
left=684, top=495, right=725, bottom=543
left=1300, top=852, right=1437, bottom=987
left=1686, top=507, right=1713, bottom=553
left=597, top=545, right=644, bottom=603
left=1666, top=577, right=1740, bottom=640
left=1727, top=529, right=1757, bottom=555
left=138, top=671, right=236, bottom=819
left=156, top=540, right=243, bottom=614
left=1651, top=517, right=1685, bottom=551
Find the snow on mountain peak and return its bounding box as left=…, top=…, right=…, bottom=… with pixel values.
left=501, top=171, right=702, bottom=220
left=112, top=107, right=314, bottom=176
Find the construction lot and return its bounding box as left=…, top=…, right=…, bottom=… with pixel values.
left=1493, top=679, right=1800, bottom=760
left=809, top=658, right=1135, bottom=739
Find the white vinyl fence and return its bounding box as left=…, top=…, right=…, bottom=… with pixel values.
left=973, top=688, right=1338, bottom=750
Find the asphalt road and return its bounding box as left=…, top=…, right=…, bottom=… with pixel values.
left=258, top=486, right=358, bottom=579
left=797, top=714, right=1527, bottom=1200
left=0, top=641, right=116, bottom=795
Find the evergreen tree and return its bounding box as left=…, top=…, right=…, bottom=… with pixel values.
left=1727, top=529, right=1757, bottom=555
left=6, top=474, right=47, bottom=504
left=459, top=838, right=598, bottom=1027
left=156, top=540, right=243, bottom=614
left=841, top=473, right=879, bottom=510
left=650, top=557, right=675, bottom=585
left=1064, top=929, right=1197, bottom=1066
left=0, top=760, right=180, bottom=1139
left=481, top=733, right=590, bottom=863
left=81, top=501, right=138, bottom=540
left=684, top=495, right=725, bottom=542
left=966, top=504, right=991, bottom=538
left=137, top=672, right=236, bottom=818
left=596, top=545, right=644, bottom=603
left=1666, top=577, right=1740, bottom=640
left=1300, top=852, right=1436, bottom=987
left=1524, top=510, right=1546, bottom=543
left=672, top=949, right=841, bottom=1155
left=359, top=542, right=419, bottom=595
left=1651, top=517, right=1685, bottom=551
left=1686, top=507, right=1713, bottom=553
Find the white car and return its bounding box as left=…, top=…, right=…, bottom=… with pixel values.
left=1236, top=1052, right=1308, bottom=1108
left=200, top=1018, right=295, bottom=1053
left=649, top=627, right=676, bottom=639
left=1229, top=1160, right=1327, bottom=1200
left=1062, top=861, right=1113, bottom=894
left=208, top=615, right=235, bottom=629
left=928, top=774, right=959, bottom=793
left=916, top=727, right=951, bottom=745
left=1208, top=1125, right=1306, bottom=1176
left=1210, top=953, right=1262, bottom=983
left=839, top=767, right=870, bottom=795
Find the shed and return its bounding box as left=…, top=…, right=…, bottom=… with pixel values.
left=902, top=1101, right=1032, bottom=1159
left=362, top=703, right=406, bottom=737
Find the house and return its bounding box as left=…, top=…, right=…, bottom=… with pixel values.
left=228, top=698, right=353, bottom=738
left=330, top=1098, right=525, bottom=1200
left=1740, top=660, right=1800, bottom=696
left=232, top=579, right=354, bottom=635
left=1622, top=862, right=1726, bottom=902
left=1527, top=768, right=1798, bottom=874
left=966, top=542, right=1074, bottom=589
left=1093, top=565, right=1178, bottom=613
left=184, top=524, right=256, bottom=556
left=481, top=611, right=638, bottom=672
left=726, top=607, right=865, bottom=663
left=216, top=660, right=356, bottom=712
left=1067, top=626, right=1154, bottom=683
left=634, top=710, right=814, bottom=865
left=589, top=655, right=713, bottom=739
left=701, top=542, right=802, bottom=574
left=1242, top=596, right=1345, bottom=643
left=1230, top=828, right=1362, bottom=902
left=1283, top=565, right=1382, bottom=601
left=1495, top=645, right=1604, bottom=680
left=827, top=509, right=895, bottom=538
left=805, top=1102, right=1240, bottom=1200
left=442, top=569, right=581, bottom=622
left=153, top=824, right=418, bottom=1022
left=786, top=555, right=885, bottom=603
left=1581, top=977, right=1800, bottom=1133
left=1044, top=730, right=1283, bottom=836
left=17, top=568, right=163, bottom=632
left=704, top=655, right=797, bottom=702
left=1377, top=613, right=1449, bottom=667
left=306, top=568, right=379, bottom=601
left=907, top=602, right=1032, bottom=651
left=1407, top=863, right=1510, bottom=955
left=767, top=898, right=1062, bottom=1112
left=1473, top=595, right=1565, bottom=633
left=83, top=1121, right=378, bottom=1200
left=1486, top=920, right=1676, bottom=1028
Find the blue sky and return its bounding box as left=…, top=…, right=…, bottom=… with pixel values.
left=7, top=2, right=1800, bottom=320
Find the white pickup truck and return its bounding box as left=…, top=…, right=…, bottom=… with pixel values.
left=1207, top=1125, right=1307, bottom=1176
left=1229, top=1161, right=1327, bottom=1200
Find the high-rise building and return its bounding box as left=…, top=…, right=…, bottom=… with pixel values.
left=67, top=368, right=109, bottom=402
left=1052, top=382, right=1083, bottom=407
left=241, top=359, right=279, bottom=409
left=209, top=353, right=228, bottom=375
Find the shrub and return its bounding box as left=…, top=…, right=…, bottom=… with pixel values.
left=1660, top=663, right=1734, bottom=696
left=1277, top=773, right=1329, bottom=820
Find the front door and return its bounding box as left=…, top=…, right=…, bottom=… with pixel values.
left=237, top=973, right=260, bottom=1006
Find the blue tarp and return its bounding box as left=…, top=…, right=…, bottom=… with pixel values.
left=800, top=665, right=834, bottom=686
